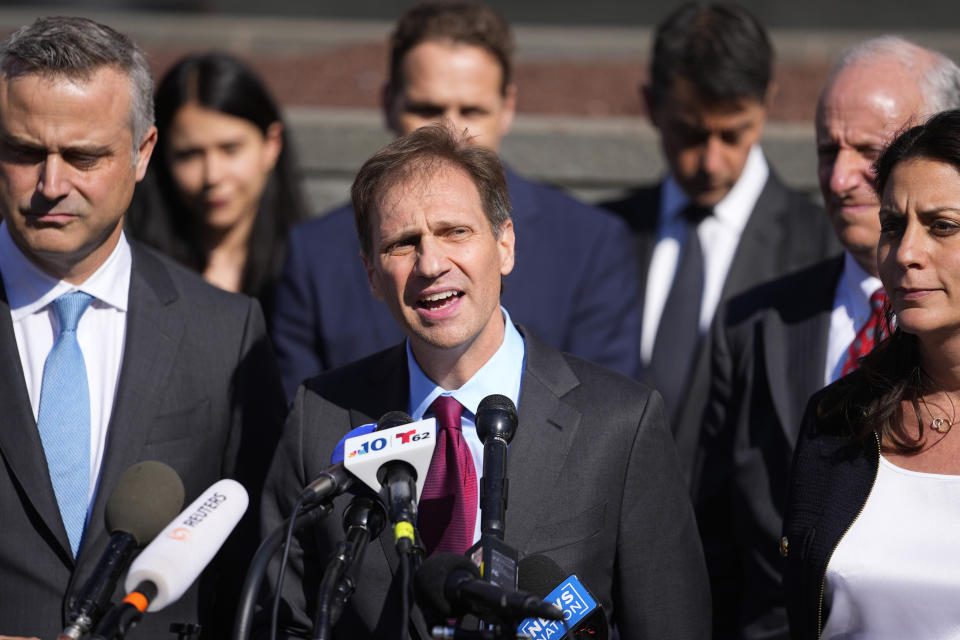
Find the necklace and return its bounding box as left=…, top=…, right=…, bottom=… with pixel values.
left=919, top=391, right=956, bottom=434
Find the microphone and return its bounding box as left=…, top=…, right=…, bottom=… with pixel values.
left=92, top=479, right=248, bottom=640
left=298, top=423, right=376, bottom=505
left=476, top=394, right=518, bottom=541
left=313, top=494, right=388, bottom=635
left=516, top=555, right=609, bottom=640
left=59, top=461, right=185, bottom=640
left=464, top=395, right=520, bottom=589
left=414, top=553, right=562, bottom=624
left=122, top=478, right=249, bottom=611
left=343, top=412, right=436, bottom=552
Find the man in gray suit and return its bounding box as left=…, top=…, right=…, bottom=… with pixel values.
left=0, top=18, right=285, bottom=639
left=602, top=3, right=838, bottom=477
left=694, top=37, right=960, bottom=639
left=261, top=124, right=710, bottom=639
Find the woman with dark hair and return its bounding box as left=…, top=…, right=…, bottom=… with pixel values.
left=128, top=52, right=306, bottom=321
left=783, top=108, right=960, bottom=638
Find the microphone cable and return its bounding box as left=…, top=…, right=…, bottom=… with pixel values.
left=270, top=492, right=310, bottom=640
left=233, top=501, right=331, bottom=640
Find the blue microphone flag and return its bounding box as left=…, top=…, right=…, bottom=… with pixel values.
left=517, top=574, right=598, bottom=640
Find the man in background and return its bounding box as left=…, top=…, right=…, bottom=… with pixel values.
left=603, top=2, right=838, bottom=475
left=272, top=1, right=641, bottom=398
left=695, top=37, right=960, bottom=639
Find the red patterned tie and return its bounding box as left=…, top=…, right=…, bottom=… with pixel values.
left=418, top=396, right=478, bottom=556
left=842, top=288, right=888, bottom=375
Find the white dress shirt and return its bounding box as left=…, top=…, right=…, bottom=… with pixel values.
left=0, top=222, right=130, bottom=504
left=641, top=145, right=769, bottom=363
left=825, top=252, right=883, bottom=385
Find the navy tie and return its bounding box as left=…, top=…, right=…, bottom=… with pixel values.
left=36, top=291, right=94, bottom=557
left=649, top=205, right=711, bottom=417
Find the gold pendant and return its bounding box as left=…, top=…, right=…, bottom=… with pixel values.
left=931, top=417, right=952, bottom=434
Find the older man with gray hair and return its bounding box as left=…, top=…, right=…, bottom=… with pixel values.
left=0, top=16, right=285, bottom=639
left=693, top=36, right=960, bottom=640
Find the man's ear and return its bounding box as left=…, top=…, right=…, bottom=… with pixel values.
left=361, top=250, right=384, bottom=301
left=497, top=219, right=515, bottom=277
left=134, top=125, right=158, bottom=181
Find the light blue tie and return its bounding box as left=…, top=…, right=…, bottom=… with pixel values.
left=36, top=291, right=94, bottom=557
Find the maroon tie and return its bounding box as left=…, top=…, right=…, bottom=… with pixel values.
left=842, top=288, right=888, bottom=375
left=418, top=396, right=478, bottom=556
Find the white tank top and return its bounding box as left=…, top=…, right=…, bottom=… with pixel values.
left=822, top=456, right=960, bottom=638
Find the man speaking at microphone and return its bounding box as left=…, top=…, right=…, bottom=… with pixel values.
left=261, top=123, right=709, bottom=639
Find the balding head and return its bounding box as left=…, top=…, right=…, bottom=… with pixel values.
left=815, top=37, right=960, bottom=276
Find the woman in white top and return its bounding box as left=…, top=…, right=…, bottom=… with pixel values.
left=782, top=108, right=960, bottom=639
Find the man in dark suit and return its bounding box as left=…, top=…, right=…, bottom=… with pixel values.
left=271, top=1, right=641, bottom=398
left=261, top=124, right=710, bottom=639
left=693, top=37, right=960, bottom=639
left=0, top=18, right=286, bottom=639
left=602, top=3, right=838, bottom=475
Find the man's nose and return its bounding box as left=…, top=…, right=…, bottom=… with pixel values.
left=829, top=150, right=867, bottom=196
left=38, top=155, right=70, bottom=201
left=415, top=235, right=450, bottom=278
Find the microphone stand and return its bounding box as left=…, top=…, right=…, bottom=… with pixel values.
left=312, top=495, right=387, bottom=640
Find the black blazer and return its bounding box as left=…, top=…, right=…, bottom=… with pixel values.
left=780, top=385, right=879, bottom=640
left=271, top=167, right=643, bottom=398
left=260, top=327, right=711, bottom=640
left=0, top=243, right=286, bottom=639
left=693, top=256, right=843, bottom=639
left=602, top=170, right=840, bottom=477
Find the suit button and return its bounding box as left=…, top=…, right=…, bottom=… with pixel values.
left=780, top=536, right=789, bottom=558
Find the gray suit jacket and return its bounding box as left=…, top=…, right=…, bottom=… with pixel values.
left=692, top=256, right=843, bottom=639
left=261, top=327, right=711, bottom=640
left=602, top=170, right=840, bottom=478
left=0, top=243, right=286, bottom=639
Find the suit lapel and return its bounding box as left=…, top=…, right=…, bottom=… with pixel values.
left=0, top=279, right=74, bottom=561
left=763, top=257, right=843, bottom=440
left=721, top=175, right=787, bottom=300
left=82, top=246, right=184, bottom=559
left=506, top=329, right=582, bottom=551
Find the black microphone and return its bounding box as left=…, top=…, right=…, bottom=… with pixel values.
left=414, top=553, right=562, bottom=624
left=475, top=394, right=517, bottom=540
left=517, top=555, right=609, bottom=640
left=476, top=394, right=517, bottom=540
left=59, top=461, right=185, bottom=640
left=314, top=494, right=388, bottom=636
left=468, top=394, right=519, bottom=589
left=373, top=411, right=417, bottom=532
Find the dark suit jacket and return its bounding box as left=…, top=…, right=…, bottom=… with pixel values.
left=0, top=242, right=286, bottom=639
left=271, top=167, right=642, bottom=398
left=602, top=170, right=840, bottom=477
left=692, top=256, right=843, bottom=639
left=781, top=384, right=879, bottom=640
left=261, top=327, right=711, bottom=640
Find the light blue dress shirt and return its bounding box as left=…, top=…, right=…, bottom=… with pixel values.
left=406, top=306, right=525, bottom=543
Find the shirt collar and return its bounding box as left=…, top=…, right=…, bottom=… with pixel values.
left=840, top=250, right=883, bottom=303
left=0, top=221, right=131, bottom=320
left=660, top=145, right=769, bottom=230
left=407, top=306, right=526, bottom=420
